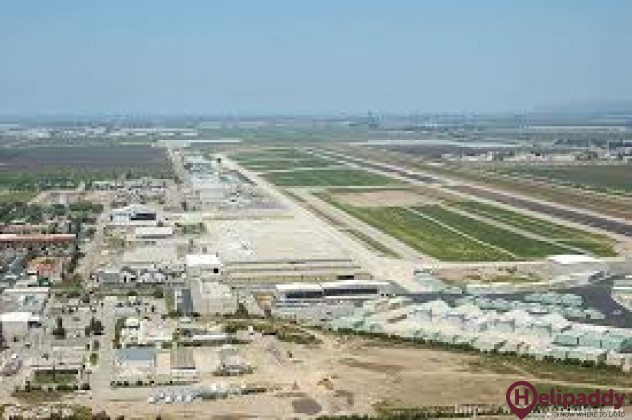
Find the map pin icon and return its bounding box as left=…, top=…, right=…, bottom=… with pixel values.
left=506, top=381, right=538, bottom=419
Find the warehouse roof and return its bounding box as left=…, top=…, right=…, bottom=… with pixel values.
left=116, top=347, right=156, bottom=363
left=134, top=226, right=174, bottom=237
left=186, top=254, right=221, bottom=267
left=0, top=311, right=39, bottom=323
left=548, top=255, right=600, bottom=265
left=321, top=279, right=391, bottom=289
left=0, top=234, right=75, bottom=243
left=276, top=283, right=323, bottom=293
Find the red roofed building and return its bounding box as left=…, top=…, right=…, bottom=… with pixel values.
left=0, top=234, right=75, bottom=249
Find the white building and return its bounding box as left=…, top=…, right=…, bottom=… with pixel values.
left=185, top=254, right=222, bottom=280
left=0, top=312, right=41, bottom=341
left=133, top=226, right=174, bottom=240
left=110, top=204, right=158, bottom=225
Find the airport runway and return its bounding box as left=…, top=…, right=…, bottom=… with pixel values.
left=312, top=148, right=632, bottom=239
left=448, top=185, right=632, bottom=237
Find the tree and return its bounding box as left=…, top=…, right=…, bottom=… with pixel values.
left=235, top=302, right=249, bottom=317
left=0, top=323, right=6, bottom=350
left=85, top=317, right=104, bottom=336
left=52, top=317, right=66, bottom=339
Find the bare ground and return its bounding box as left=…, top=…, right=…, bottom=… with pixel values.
left=331, top=190, right=435, bottom=207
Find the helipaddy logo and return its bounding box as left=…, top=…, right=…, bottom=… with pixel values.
left=506, top=381, right=626, bottom=419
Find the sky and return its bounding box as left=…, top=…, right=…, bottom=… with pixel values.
left=0, top=0, right=631, bottom=116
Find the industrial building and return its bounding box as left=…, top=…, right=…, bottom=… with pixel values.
left=186, top=254, right=222, bottom=279
left=0, top=311, right=41, bottom=341
left=115, top=347, right=157, bottom=371
left=133, top=226, right=174, bottom=241
left=328, top=296, right=632, bottom=371
left=110, top=204, right=158, bottom=225
left=0, top=233, right=75, bottom=250
left=275, top=279, right=392, bottom=301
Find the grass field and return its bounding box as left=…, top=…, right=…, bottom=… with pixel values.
left=412, top=205, right=574, bottom=258
left=264, top=168, right=403, bottom=187
left=231, top=148, right=339, bottom=171
left=238, top=157, right=335, bottom=171
left=499, top=164, right=632, bottom=194
left=231, top=148, right=316, bottom=161
left=318, top=196, right=512, bottom=261
left=454, top=201, right=616, bottom=256
left=33, top=372, right=76, bottom=385
left=0, top=190, right=36, bottom=203
left=472, top=354, right=632, bottom=388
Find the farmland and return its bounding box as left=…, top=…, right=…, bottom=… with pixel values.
left=263, top=168, right=403, bottom=187
left=454, top=201, right=617, bottom=257
left=497, top=164, right=632, bottom=194
left=0, top=145, right=173, bottom=190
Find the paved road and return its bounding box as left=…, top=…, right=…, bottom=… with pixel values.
left=77, top=196, right=111, bottom=289
left=90, top=296, right=117, bottom=401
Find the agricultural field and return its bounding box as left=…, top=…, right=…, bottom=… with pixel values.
left=497, top=164, right=632, bottom=194
left=411, top=205, right=576, bottom=259
left=454, top=201, right=617, bottom=257
left=317, top=194, right=512, bottom=261
left=0, top=145, right=173, bottom=190
left=263, top=168, right=403, bottom=187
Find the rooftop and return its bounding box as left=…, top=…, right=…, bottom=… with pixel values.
left=116, top=347, right=156, bottom=363
left=0, top=311, right=39, bottom=323
left=186, top=254, right=221, bottom=267
left=0, top=234, right=75, bottom=243
left=134, top=226, right=174, bottom=237
left=548, top=255, right=601, bottom=265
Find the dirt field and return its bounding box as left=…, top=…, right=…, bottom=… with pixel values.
left=331, top=189, right=433, bottom=207
left=69, top=332, right=535, bottom=419
left=437, top=264, right=544, bottom=285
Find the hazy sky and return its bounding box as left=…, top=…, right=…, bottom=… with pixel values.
left=1, top=0, right=631, bottom=115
